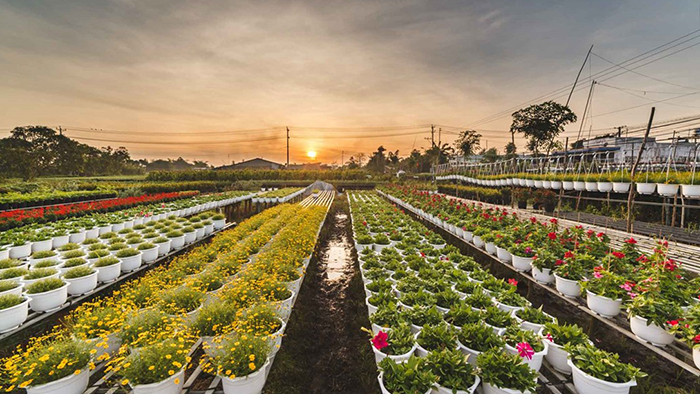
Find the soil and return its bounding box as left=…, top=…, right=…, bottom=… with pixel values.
left=263, top=195, right=380, bottom=394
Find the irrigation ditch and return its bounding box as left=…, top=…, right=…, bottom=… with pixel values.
left=263, top=194, right=380, bottom=394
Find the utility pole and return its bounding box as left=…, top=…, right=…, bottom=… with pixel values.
left=627, top=107, right=655, bottom=233
left=58, top=126, right=63, bottom=136
left=438, top=127, right=442, bottom=146
left=566, top=45, right=594, bottom=107
left=286, top=127, right=290, bottom=169
left=431, top=124, right=435, bottom=148
left=341, top=151, right=344, bottom=168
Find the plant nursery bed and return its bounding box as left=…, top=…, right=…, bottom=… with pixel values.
left=381, top=190, right=700, bottom=393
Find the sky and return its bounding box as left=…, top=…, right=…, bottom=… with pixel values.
left=1, top=0, right=700, bottom=166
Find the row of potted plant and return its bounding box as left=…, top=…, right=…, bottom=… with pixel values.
left=437, top=170, right=700, bottom=197
left=0, top=211, right=227, bottom=333
left=0, top=188, right=117, bottom=210
left=380, top=184, right=700, bottom=372
left=0, top=200, right=328, bottom=394
left=252, top=187, right=305, bottom=204
left=0, top=190, right=253, bottom=260
left=348, top=191, right=646, bottom=394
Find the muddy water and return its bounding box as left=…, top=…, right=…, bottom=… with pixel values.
left=264, top=196, right=380, bottom=394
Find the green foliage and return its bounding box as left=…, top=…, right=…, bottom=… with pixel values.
left=94, top=256, right=120, bottom=267
left=0, top=294, right=25, bottom=310
left=424, top=349, right=476, bottom=391
left=0, top=280, right=20, bottom=292
left=31, top=250, right=57, bottom=259
left=63, top=266, right=95, bottom=279
left=117, top=337, right=190, bottom=385
left=417, top=322, right=457, bottom=352
left=502, top=325, right=544, bottom=352
left=457, top=323, right=504, bottom=352
left=477, top=349, right=538, bottom=392
left=515, top=306, right=554, bottom=325
left=381, top=324, right=416, bottom=355
left=25, top=277, right=65, bottom=294
left=566, top=344, right=646, bottom=383
left=115, top=248, right=140, bottom=258
left=542, top=322, right=589, bottom=347
left=23, top=267, right=57, bottom=280
left=206, top=333, right=269, bottom=379
left=378, top=356, right=437, bottom=394
left=510, top=101, right=577, bottom=156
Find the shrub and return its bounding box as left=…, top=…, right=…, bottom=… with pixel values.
left=23, top=267, right=58, bottom=280
left=566, top=344, right=646, bottom=383
left=378, top=356, right=437, bottom=394
left=0, top=294, right=25, bottom=310
left=32, top=260, right=59, bottom=269
left=25, top=277, right=65, bottom=294
left=63, top=266, right=96, bottom=279
left=116, top=248, right=140, bottom=258
left=424, top=349, right=476, bottom=391
left=63, top=258, right=88, bottom=268
left=0, top=259, right=22, bottom=270
left=159, top=286, right=204, bottom=315
left=115, top=337, right=191, bottom=386
left=417, top=322, right=457, bottom=352
left=137, top=242, right=156, bottom=251
left=477, top=349, right=538, bottom=392
left=457, top=323, right=504, bottom=352
left=0, top=267, right=28, bottom=280
left=0, top=280, right=20, bottom=292
left=202, top=333, right=269, bottom=379
left=94, top=256, right=120, bottom=267
left=31, top=250, right=57, bottom=259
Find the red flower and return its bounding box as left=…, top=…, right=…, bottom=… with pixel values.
left=508, top=279, right=518, bottom=286
left=693, top=334, right=700, bottom=344
left=666, top=320, right=680, bottom=326
left=625, top=238, right=637, bottom=245
left=550, top=218, right=558, bottom=225
left=372, top=331, right=389, bottom=350
left=564, top=251, right=574, bottom=259
left=547, top=232, right=557, bottom=240
left=611, top=251, right=625, bottom=259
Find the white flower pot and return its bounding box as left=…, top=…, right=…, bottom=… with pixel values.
left=26, top=368, right=89, bottom=394
left=511, top=255, right=532, bottom=272
left=693, top=347, right=700, bottom=370
left=132, top=368, right=185, bottom=394
left=568, top=361, right=636, bottom=394
left=612, top=182, right=631, bottom=193
left=483, top=382, right=532, bottom=394
left=111, top=222, right=125, bottom=232
left=526, top=180, right=535, bottom=187
left=213, top=219, right=226, bottom=230
left=485, top=242, right=496, bottom=255
left=69, top=231, right=87, bottom=244
left=96, top=261, right=122, bottom=282
left=495, top=300, right=524, bottom=314
left=0, top=248, right=8, bottom=260
left=9, top=242, right=32, bottom=259
left=366, top=297, right=378, bottom=316
left=141, top=246, right=159, bottom=263
left=432, top=376, right=480, bottom=394
left=554, top=274, right=581, bottom=298
left=195, top=227, right=205, bottom=240
left=531, top=266, right=554, bottom=284
left=85, top=228, right=99, bottom=239
left=273, top=291, right=295, bottom=321
left=0, top=282, right=23, bottom=297
left=551, top=181, right=562, bottom=190
left=156, top=240, right=172, bottom=256
left=542, top=181, right=551, bottom=189
left=371, top=341, right=418, bottom=364
left=593, top=182, right=610, bottom=193
left=563, top=181, right=574, bottom=190
left=184, top=231, right=196, bottom=244
left=378, top=372, right=432, bottom=394
left=681, top=184, right=700, bottom=198
left=119, top=252, right=143, bottom=272
left=221, top=360, right=269, bottom=394
left=573, top=181, right=585, bottom=191
left=169, top=235, right=185, bottom=250
left=473, top=236, right=484, bottom=249
left=657, top=183, right=679, bottom=197
left=98, top=224, right=112, bottom=235
left=586, top=290, right=622, bottom=318
left=0, top=297, right=29, bottom=333
left=31, top=239, right=53, bottom=253
left=585, top=182, right=598, bottom=192
left=28, top=283, right=69, bottom=312
left=636, top=183, right=656, bottom=195
left=204, top=223, right=214, bottom=235
left=65, top=271, right=98, bottom=295
left=629, top=315, right=674, bottom=346
left=513, top=311, right=552, bottom=333
left=544, top=340, right=572, bottom=374
left=505, top=341, right=548, bottom=372
left=496, top=247, right=512, bottom=262
left=53, top=235, right=70, bottom=249
left=534, top=180, right=544, bottom=188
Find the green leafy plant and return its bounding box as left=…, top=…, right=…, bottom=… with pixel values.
left=23, top=267, right=58, bottom=280
left=502, top=325, right=545, bottom=352
left=542, top=322, right=589, bottom=347
left=0, top=280, right=20, bottom=292
left=566, top=344, right=646, bottom=383
left=115, top=336, right=191, bottom=386
left=190, top=300, right=238, bottom=337
left=515, top=306, right=554, bottom=325
left=63, top=258, right=88, bottom=268
left=494, top=289, right=530, bottom=308
left=61, top=249, right=86, bottom=259
left=417, top=322, right=457, bottom=352
left=0, top=259, right=22, bottom=270
left=202, top=333, right=269, bottom=379
left=457, top=323, right=505, bottom=352
left=370, top=304, right=406, bottom=329
left=0, top=267, right=28, bottom=280
left=477, top=349, right=538, bottom=392
left=378, top=356, right=437, bottom=394
left=94, top=256, right=120, bottom=267
left=375, top=324, right=416, bottom=355
left=30, top=250, right=57, bottom=259
left=116, top=248, right=140, bottom=258
left=63, top=266, right=95, bottom=279
left=483, top=306, right=515, bottom=328
left=32, top=260, right=59, bottom=269
left=159, top=286, right=204, bottom=315
left=627, top=293, right=682, bottom=328
left=0, top=293, right=25, bottom=310
left=424, top=349, right=476, bottom=392
left=25, top=277, right=65, bottom=294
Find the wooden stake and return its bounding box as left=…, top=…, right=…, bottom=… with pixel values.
left=627, top=107, right=655, bottom=233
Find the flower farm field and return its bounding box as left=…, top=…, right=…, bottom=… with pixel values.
left=2, top=182, right=700, bottom=394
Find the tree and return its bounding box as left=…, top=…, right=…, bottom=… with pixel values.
left=346, top=156, right=359, bottom=169
left=510, top=101, right=576, bottom=156
left=366, top=146, right=387, bottom=173
left=504, top=142, right=517, bottom=160
left=480, top=147, right=499, bottom=163
left=454, top=129, right=482, bottom=157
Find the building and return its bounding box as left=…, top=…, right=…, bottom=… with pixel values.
left=216, top=158, right=283, bottom=170
left=572, top=134, right=699, bottom=165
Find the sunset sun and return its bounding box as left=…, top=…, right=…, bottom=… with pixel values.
left=307, top=150, right=317, bottom=159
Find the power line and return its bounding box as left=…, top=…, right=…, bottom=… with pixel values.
left=591, top=51, right=700, bottom=92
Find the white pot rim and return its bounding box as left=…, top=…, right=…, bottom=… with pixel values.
left=220, top=359, right=270, bottom=382
left=585, top=290, right=622, bottom=302
left=64, top=271, right=98, bottom=281
left=130, top=367, right=185, bottom=389
left=27, top=367, right=88, bottom=389
left=0, top=297, right=30, bottom=312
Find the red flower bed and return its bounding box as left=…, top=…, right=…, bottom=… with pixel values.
left=0, top=191, right=199, bottom=230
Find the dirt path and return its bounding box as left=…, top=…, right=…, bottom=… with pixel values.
left=263, top=196, right=380, bottom=394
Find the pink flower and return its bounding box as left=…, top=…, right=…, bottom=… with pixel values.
left=619, top=282, right=634, bottom=291
left=516, top=342, right=535, bottom=360
left=593, top=272, right=603, bottom=279
left=545, top=333, right=554, bottom=342
left=508, top=279, right=518, bottom=286
left=372, top=331, right=389, bottom=350
left=627, top=292, right=638, bottom=299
